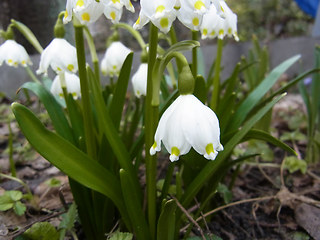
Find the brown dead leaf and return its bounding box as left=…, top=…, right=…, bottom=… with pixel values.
left=294, top=203, right=320, bottom=240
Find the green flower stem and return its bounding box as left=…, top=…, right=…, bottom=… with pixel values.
left=83, top=26, right=101, bottom=85
left=74, top=24, right=96, bottom=159
left=152, top=52, right=191, bottom=106
left=115, top=23, right=146, bottom=49
left=7, top=120, right=16, bottom=177
left=25, top=66, right=41, bottom=83
left=210, top=38, right=223, bottom=111
left=145, top=23, right=159, bottom=240
left=191, top=31, right=198, bottom=77
left=169, top=26, right=178, bottom=45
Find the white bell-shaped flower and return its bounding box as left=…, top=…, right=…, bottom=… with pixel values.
left=36, top=38, right=78, bottom=76
left=182, top=0, right=210, bottom=14
left=133, top=0, right=177, bottom=34
left=50, top=72, right=81, bottom=99
left=131, top=63, right=147, bottom=98
left=150, top=94, right=223, bottom=162
left=0, top=40, right=32, bottom=68
left=101, top=0, right=135, bottom=23
left=200, top=4, right=225, bottom=39
left=100, top=41, right=131, bottom=77
left=177, top=3, right=204, bottom=31
left=64, top=0, right=104, bottom=24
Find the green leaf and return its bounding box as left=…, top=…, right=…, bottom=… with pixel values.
left=157, top=200, right=176, bottom=240
left=21, top=222, right=59, bottom=240
left=0, top=194, right=14, bottom=211
left=108, top=231, right=133, bottom=240
left=109, top=53, right=133, bottom=130
left=21, top=82, right=74, bottom=143
left=11, top=19, right=43, bottom=54
left=11, top=103, right=129, bottom=223
left=228, top=55, right=300, bottom=131
left=186, top=235, right=222, bottom=240
left=45, top=178, right=62, bottom=188
left=243, top=129, right=297, bottom=156
left=284, top=156, right=307, bottom=174
left=7, top=190, right=23, bottom=201
left=13, top=201, right=26, bottom=216
left=59, top=202, right=77, bottom=231
left=119, top=169, right=150, bottom=240
left=88, top=67, right=142, bottom=201
left=217, top=183, right=232, bottom=204
left=181, top=93, right=286, bottom=207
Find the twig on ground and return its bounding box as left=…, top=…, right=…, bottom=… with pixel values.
left=170, top=195, right=206, bottom=240
left=7, top=210, right=67, bottom=239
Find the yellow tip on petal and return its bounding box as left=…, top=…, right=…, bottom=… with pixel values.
left=67, top=64, right=74, bottom=72
left=205, top=143, right=214, bottom=156
left=171, top=147, right=180, bottom=157
left=192, top=17, right=199, bottom=26
left=160, top=17, right=169, bottom=28
left=219, top=29, right=224, bottom=36
left=112, top=0, right=120, bottom=3
left=135, top=16, right=141, bottom=25
left=76, top=0, right=84, bottom=7
left=82, top=12, right=90, bottom=22
left=110, top=11, right=116, bottom=20
left=156, top=5, right=165, bottom=13
left=228, top=28, right=232, bottom=35
left=194, top=1, right=205, bottom=10
left=202, top=28, right=208, bottom=36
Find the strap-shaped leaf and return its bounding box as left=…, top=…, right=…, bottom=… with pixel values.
left=120, top=169, right=150, bottom=240
left=242, top=129, right=297, bottom=156
left=228, top=55, right=300, bottom=131
left=87, top=68, right=142, bottom=200
left=109, top=53, right=133, bottom=130
left=21, top=82, right=74, bottom=143
left=157, top=200, right=176, bottom=240
left=11, top=103, right=129, bottom=222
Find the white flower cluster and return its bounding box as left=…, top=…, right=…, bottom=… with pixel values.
left=134, top=0, right=239, bottom=41
left=63, top=0, right=135, bottom=25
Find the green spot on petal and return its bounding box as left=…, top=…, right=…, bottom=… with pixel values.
left=171, top=147, right=180, bottom=157
left=205, top=143, right=214, bottom=155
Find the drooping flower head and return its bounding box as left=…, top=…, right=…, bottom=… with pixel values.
left=0, top=40, right=32, bottom=68
left=175, top=0, right=210, bottom=31
left=50, top=72, right=81, bottom=99
left=133, top=0, right=177, bottom=34
left=201, top=0, right=239, bottom=40
left=64, top=0, right=104, bottom=25
left=150, top=94, right=223, bottom=161
left=36, top=38, right=78, bottom=76
left=100, top=41, right=131, bottom=76
left=131, top=63, right=148, bottom=98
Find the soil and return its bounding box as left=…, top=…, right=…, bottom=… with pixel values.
left=0, top=94, right=319, bottom=240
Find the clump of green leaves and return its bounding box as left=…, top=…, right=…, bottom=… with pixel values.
left=0, top=190, right=27, bottom=216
